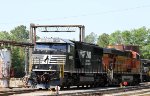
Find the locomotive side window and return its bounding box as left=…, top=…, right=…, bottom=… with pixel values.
left=68, top=44, right=74, bottom=53
left=36, top=44, right=49, bottom=49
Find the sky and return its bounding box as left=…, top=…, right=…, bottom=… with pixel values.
left=0, top=0, right=150, bottom=40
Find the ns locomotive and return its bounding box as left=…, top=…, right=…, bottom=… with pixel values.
left=29, top=37, right=107, bottom=89
left=28, top=37, right=141, bottom=89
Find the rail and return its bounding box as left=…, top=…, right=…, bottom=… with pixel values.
left=60, top=85, right=150, bottom=96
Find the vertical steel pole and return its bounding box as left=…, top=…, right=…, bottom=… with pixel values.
left=79, top=27, right=82, bottom=42
left=140, top=59, right=143, bottom=82
left=82, top=26, right=85, bottom=42
left=33, top=27, right=36, bottom=46
left=29, top=24, right=33, bottom=73
left=29, top=24, right=33, bottom=43
left=24, top=47, right=29, bottom=75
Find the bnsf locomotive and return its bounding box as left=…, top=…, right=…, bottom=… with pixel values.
left=29, top=38, right=141, bottom=89
left=103, top=48, right=141, bottom=85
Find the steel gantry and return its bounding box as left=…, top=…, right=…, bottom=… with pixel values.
left=29, top=23, right=85, bottom=43
left=29, top=23, right=85, bottom=73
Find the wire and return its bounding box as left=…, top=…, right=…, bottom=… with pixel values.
left=0, top=4, right=150, bottom=25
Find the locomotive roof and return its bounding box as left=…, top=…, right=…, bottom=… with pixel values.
left=72, top=41, right=101, bottom=47
left=36, top=37, right=73, bottom=44
left=103, top=48, right=126, bottom=56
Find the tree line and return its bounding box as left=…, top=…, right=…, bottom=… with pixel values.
left=0, top=25, right=149, bottom=77
left=85, top=27, right=150, bottom=59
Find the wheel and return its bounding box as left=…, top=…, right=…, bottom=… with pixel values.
left=99, top=77, right=107, bottom=87
left=86, top=85, right=89, bottom=88
left=90, top=84, right=94, bottom=88
left=60, top=86, right=64, bottom=90
left=94, top=83, right=98, bottom=87
left=67, top=85, right=70, bottom=89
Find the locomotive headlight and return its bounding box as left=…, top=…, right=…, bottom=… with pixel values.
left=49, top=66, right=52, bottom=69
left=69, top=56, right=73, bottom=60
left=35, top=65, right=38, bottom=69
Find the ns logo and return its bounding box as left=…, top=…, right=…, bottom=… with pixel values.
left=80, top=50, right=91, bottom=59
left=42, top=55, right=51, bottom=64
left=79, top=50, right=91, bottom=65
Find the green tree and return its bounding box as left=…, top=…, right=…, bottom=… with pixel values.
left=10, top=25, right=29, bottom=41
left=0, top=31, right=11, bottom=40
left=11, top=47, right=25, bottom=77
left=142, top=45, right=150, bottom=59
left=121, top=30, right=132, bottom=45
left=97, top=33, right=109, bottom=47
left=109, top=27, right=150, bottom=59
left=109, top=30, right=123, bottom=45
left=139, top=27, right=150, bottom=59
left=131, top=27, right=148, bottom=45
left=10, top=25, right=29, bottom=77
left=123, top=27, right=149, bottom=59
left=84, top=32, right=97, bottom=44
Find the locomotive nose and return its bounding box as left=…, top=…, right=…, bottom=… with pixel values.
left=42, top=73, right=51, bottom=82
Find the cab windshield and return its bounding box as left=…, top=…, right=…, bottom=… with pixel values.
left=36, top=43, right=67, bottom=52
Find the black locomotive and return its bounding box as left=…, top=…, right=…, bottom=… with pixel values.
left=28, top=37, right=145, bottom=89
left=141, top=59, right=150, bottom=82
left=29, top=38, right=107, bottom=89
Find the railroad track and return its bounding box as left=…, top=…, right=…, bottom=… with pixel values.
left=0, top=88, right=38, bottom=96
left=60, top=85, right=150, bottom=96
left=1, top=83, right=150, bottom=96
